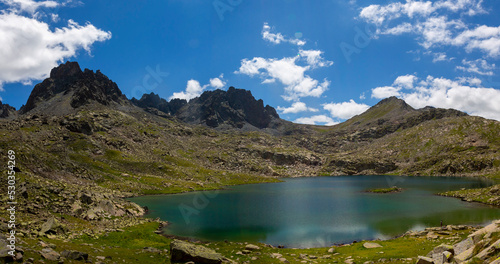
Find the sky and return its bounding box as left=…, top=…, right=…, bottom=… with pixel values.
left=1, top=0, right=500, bottom=124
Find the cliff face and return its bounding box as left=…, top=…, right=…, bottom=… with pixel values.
left=131, top=92, right=187, bottom=115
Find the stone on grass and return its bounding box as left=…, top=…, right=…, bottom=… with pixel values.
left=363, top=242, right=382, bottom=249
left=416, top=256, right=434, bottom=264
left=170, top=239, right=223, bottom=264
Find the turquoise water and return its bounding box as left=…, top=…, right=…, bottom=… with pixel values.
left=129, top=176, right=500, bottom=248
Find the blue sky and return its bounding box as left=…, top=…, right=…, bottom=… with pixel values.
left=1, top=0, right=500, bottom=124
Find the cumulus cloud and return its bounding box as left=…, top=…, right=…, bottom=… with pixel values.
left=0, top=1, right=111, bottom=89
left=359, top=0, right=500, bottom=57
left=170, top=80, right=205, bottom=101
left=456, top=59, right=495, bottom=76
left=209, top=74, right=226, bottom=89
left=236, top=50, right=333, bottom=101
left=262, top=23, right=306, bottom=46
left=294, top=115, right=338, bottom=126
left=1, top=0, right=59, bottom=14
left=323, top=99, right=370, bottom=120
left=277, top=102, right=318, bottom=114
left=299, top=50, right=333, bottom=68
left=170, top=74, right=226, bottom=101
left=371, top=75, right=500, bottom=120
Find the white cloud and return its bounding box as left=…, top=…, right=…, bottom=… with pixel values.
left=0, top=1, right=111, bottom=89
left=431, top=52, right=452, bottom=62
left=456, top=59, right=495, bottom=76
left=262, top=22, right=306, bottom=46
left=170, top=74, right=226, bottom=101
left=372, top=86, right=402, bottom=99
left=1, top=0, right=59, bottom=14
left=209, top=74, right=226, bottom=89
left=294, top=115, right=338, bottom=126
left=236, top=54, right=332, bottom=101
left=359, top=0, right=500, bottom=57
left=277, top=102, right=318, bottom=114
left=323, top=99, right=370, bottom=120
left=371, top=75, right=500, bottom=121
left=170, top=79, right=206, bottom=101
left=299, top=49, right=333, bottom=68
left=394, top=74, right=417, bottom=89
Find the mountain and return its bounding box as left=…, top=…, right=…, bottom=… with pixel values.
left=174, top=87, right=281, bottom=129
left=1, top=61, right=497, bottom=181
left=19, top=61, right=130, bottom=115
left=331, top=96, right=467, bottom=141
left=0, top=101, right=17, bottom=119
left=131, top=92, right=187, bottom=116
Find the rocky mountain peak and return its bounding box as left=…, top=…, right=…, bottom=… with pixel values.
left=0, top=101, right=17, bottom=119
left=175, top=86, right=280, bottom=129
left=372, top=96, right=415, bottom=112
left=19, top=61, right=129, bottom=115
left=130, top=92, right=187, bottom=115
left=49, top=61, right=82, bottom=79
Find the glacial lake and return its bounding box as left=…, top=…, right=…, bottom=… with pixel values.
left=129, top=176, right=500, bottom=248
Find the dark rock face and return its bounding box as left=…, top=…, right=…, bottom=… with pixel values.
left=0, top=101, right=17, bottom=118
left=19, top=61, right=129, bottom=114
left=175, top=86, right=280, bottom=129
left=131, top=92, right=186, bottom=115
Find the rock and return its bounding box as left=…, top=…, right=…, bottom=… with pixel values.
left=245, top=244, right=260, bottom=251
left=170, top=239, right=224, bottom=264
left=61, top=250, right=88, bottom=261
left=453, top=237, right=474, bottom=256
left=40, top=217, right=64, bottom=234
left=328, top=247, right=336, bottom=253
left=426, top=244, right=454, bottom=258
left=453, top=246, right=474, bottom=263
left=41, top=248, right=60, bottom=261
left=416, top=256, right=434, bottom=264
left=363, top=242, right=383, bottom=249
left=475, top=238, right=500, bottom=260
left=278, top=257, right=289, bottom=263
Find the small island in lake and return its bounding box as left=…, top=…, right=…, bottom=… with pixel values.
left=366, top=186, right=403, bottom=193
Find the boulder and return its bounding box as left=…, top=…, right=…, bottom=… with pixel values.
left=453, top=237, right=474, bottom=256
left=363, top=242, right=383, bottom=249
left=170, top=239, right=224, bottom=264
left=245, top=244, right=260, bottom=251
left=475, top=239, right=500, bottom=260
left=40, top=217, right=64, bottom=235
left=61, top=250, right=88, bottom=261
left=453, top=246, right=474, bottom=263
left=41, top=248, right=60, bottom=261
left=426, top=244, right=454, bottom=260
left=416, top=256, right=434, bottom=264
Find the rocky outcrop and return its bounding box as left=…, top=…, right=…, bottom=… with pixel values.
left=170, top=239, right=225, bottom=264
left=0, top=101, right=17, bottom=119
left=19, top=61, right=130, bottom=115
left=420, top=220, right=500, bottom=263
left=324, top=158, right=398, bottom=175
left=131, top=92, right=187, bottom=115
left=175, top=87, right=280, bottom=129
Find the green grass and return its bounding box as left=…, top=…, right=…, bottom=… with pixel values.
left=366, top=186, right=403, bottom=193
